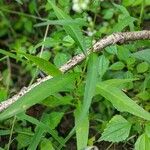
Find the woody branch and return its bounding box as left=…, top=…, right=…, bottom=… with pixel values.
left=0, top=30, right=150, bottom=112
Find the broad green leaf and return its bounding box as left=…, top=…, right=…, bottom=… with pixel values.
left=48, top=0, right=86, bottom=54
left=28, top=112, right=63, bottom=150
left=0, top=73, right=77, bottom=120
left=117, top=46, right=131, bottom=62
left=112, top=16, right=136, bottom=32
left=40, top=138, right=55, bottom=150
left=54, top=53, right=69, bottom=68
left=34, top=18, right=87, bottom=27
left=132, top=49, right=150, bottom=64
left=99, top=115, right=131, bottom=142
left=113, top=3, right=135, bottom=30
left=74, top=104, right=89, bottom=150
left=17, top=113, right=65, bottom=146
left=135, top=133, right=150, bottom=150
left=22, top=53, right=61, bottom=76
left=136, top=62, right=149, bottom=73
left=109, top=61, right=125, bottom=70
left=96, top=82, right=150, bottom=121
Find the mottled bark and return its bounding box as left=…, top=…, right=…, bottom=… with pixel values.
left=0, top=30, right=150, bottom=112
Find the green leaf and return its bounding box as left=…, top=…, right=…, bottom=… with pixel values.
left=17, top=133, right=33, bottom=149
left=0, top=73, right=77, bottom=121
left=145, top=123, right=150, bottom=138
left=132, top=49, right=150, bottom=64
left=109, top=61, right=125, bottom=70
left=101, top=78, right=137, bottom=87
left=136, top=91, right=150, bottom=101
left=136, top=62, right=149, bottom=73
left=46, top=112, right=64, bottom=130
left=42, top=95, right=72, bottom=107
left=17, top=113, right=65, bottom=146
left=48, top=0, right=86, bottom=54
left=98, top=55, right=109, bottom=78
left=0, top=49, right=24, bottom=62
left=75, top=53, right=99, bottom=149
left=113, top=3, right=135, bottom=31
left=99, top=115, right=131, bottom=142
left=54, top=53, right=69, bottom=68
left=34, top=18, right=87, bottom=27
left=40, top=138, right=55, bottom=150
left=0, top=88, right=7, bottom=102
left=28, top=112, right=63, bottom=150
left=81, top=53, right=99, bottom=116
left=16, top=128, right=33, bottom=149
left=15, top=0, right=23, bottom=4
left=135, top=133, right=150, bottom=150
left=96, top=82, right=150, bottom=121
left=74, top=104, right=89, bottom=150
left=117, top=46, right=131, bottom=62
left=22, top=53, right=61, bottom=76
left=112, top=16, right=136, bottom=32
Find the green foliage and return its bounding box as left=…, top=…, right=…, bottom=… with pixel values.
left=99, top=115, right=131, bottom=142
left=96, top=80, right=150, bottom=121
left=133, top=49, right=150, bottom=63
left=0, top=0, right=150, bottom=149
left=0, top=73, right=77, bottom=120
left=22, top=53, right=61, bottom=76
left=135, top=133, right=150, bottom=150
left=48, top=0, right=86, bottom=54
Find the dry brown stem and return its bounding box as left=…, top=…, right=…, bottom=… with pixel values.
left=0, top=30, right=150, bottom=112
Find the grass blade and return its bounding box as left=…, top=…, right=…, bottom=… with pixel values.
left=27, top=112, right=64, bottom=150
left=34, top=18, right=87, bottom=27
left=74, top=104, right=89, bottom=150
left=17, top=113, right=65, bottom=147
left=75, top=53, right=99, bottom=149
left=48, top=0, right=86, bottom=54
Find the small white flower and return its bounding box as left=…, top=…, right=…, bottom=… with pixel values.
left=87, top=16, right=92, bottom=22
left=72, top=3, right=82, bottom=12
left=73, top=0, right=79, bottom=3
left=72, top=0, right=89, bottom=13
left=84, top=0, right=90, bottom=4
left=81, top=3, right=87, bottom=9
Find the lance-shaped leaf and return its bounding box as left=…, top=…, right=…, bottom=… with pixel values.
left=22, top=53, right=61, bottom=76
left=96, top=81, right=150, bottom=121
left=48, top=0, right=86, bottom=54
left=0, top=73, right=77, bottom=120
left=75, top=53, right=99, bottom=150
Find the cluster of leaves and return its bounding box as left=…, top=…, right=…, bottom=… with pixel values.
left=0, top=0, right=150, bottom=150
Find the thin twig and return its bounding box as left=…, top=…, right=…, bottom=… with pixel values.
left=0, top=30, right=150, bottom=112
